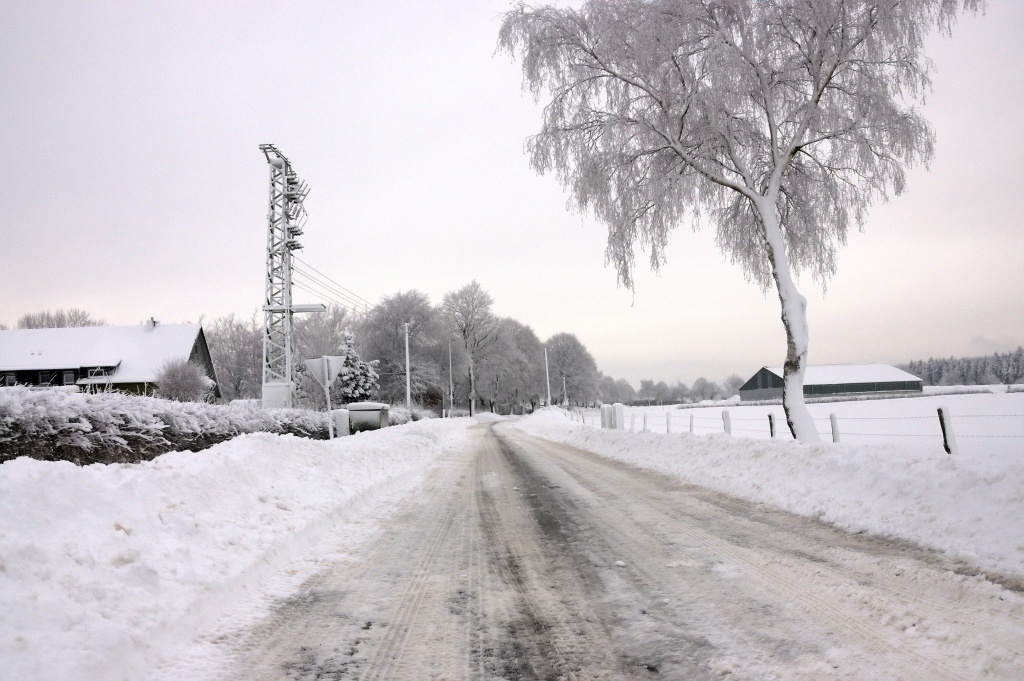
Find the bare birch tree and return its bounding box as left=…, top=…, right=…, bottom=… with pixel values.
left=442, top=281, right=499, bottom=416
left=205, top=312, right=262, bottom=400
left=500, top=0, right=980, bottom=440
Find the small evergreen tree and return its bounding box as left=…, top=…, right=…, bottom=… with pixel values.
left=296, top=331, right=379, bottom=409
left=331, top=331, right=379, bottom=403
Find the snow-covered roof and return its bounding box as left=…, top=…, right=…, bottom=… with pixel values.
left=764, top=363, right=921, bottom=385
left=0, top=324, right=203, bottom=384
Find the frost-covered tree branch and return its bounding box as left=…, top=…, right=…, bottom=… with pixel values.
left=500, top=0, right=981, bottom=440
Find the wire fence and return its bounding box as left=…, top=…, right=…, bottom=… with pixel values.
left=570, top=403, right=1024, bottom=455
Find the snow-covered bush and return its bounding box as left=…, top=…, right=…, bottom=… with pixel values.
left=0, top=387, right=327, bottom=465
left=388, top=405, right=438, bottom=425
left=154, top=358, right=213, bottom=402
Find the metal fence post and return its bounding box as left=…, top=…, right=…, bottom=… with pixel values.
left=830, top=413, right=840, bottom=443
left=722, top=410, right=732, bottom=435
left=937, top=406, right=959, bottom=455
left=768, top=413, right=776, bottom=438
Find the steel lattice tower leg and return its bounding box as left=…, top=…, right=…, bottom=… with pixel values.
left=259, top=144, right=309, bottom=408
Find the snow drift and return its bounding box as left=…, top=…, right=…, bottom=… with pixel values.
left=0, top=417, right=474, bottom=680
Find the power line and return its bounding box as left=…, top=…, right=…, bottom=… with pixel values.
left=293, top=264, right=364, bottom=306
left=291, top=272, right=354, bottom=307
left=292, top=265, right=369, bottom=312
left=292, top=265, right=371, bottom=313
left=291, top=273, right=369, bottom=314
left=293, top=255, right=375, bottom=309
left=292, top=280, right=356, bottom=312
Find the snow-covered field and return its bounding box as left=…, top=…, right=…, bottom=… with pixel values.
left=517, top=400, right=1024, bottom=581
left=0, top=418, right=474, bottom=681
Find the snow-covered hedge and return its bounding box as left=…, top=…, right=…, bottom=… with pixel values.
left=0, top=387, right=328, bottom=465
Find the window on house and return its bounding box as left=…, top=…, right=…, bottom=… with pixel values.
left=4, top=372, right=15, bottom=386
left=63, top=370, right=76, bottom=385
left=39, top=371, right=54, bottom=385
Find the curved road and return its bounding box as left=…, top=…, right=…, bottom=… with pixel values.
left=226, top=420, right=1022, bottom=680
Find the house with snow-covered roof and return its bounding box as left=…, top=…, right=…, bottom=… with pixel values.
left=738, top=363, right=922, bottom=402
left=0, top=319, right=220, bottom=397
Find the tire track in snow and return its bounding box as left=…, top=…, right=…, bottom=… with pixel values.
left=500, top=425, right=1022, bottom=680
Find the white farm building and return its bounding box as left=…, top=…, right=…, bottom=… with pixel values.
left=0, top=320, right=219, bottom=397
left=738, top=363, right=923, bottom=402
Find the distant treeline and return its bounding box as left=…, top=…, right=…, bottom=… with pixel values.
left=900, top=347, right=1024, bottom=386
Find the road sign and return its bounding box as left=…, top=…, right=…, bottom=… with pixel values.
left=304, top=356, right=346, bottom=439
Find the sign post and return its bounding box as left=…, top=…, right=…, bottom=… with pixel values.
left=304, top=356, right=346, bottom=439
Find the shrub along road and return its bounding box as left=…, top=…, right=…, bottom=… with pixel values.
left=168, top=419, right=1022, bottom=680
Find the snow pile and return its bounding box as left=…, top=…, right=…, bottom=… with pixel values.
left=0, top=417, right=474, bottom=680
left=514, top=410, right=1024, bottom=579
left=388, top=405, right=439, bottom=425
left=0, top=386, right=328, bottom=464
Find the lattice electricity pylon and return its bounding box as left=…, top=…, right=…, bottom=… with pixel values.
left=259, top=144, right=322, bottom=408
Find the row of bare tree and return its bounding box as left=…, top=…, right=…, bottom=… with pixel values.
left=5, top=305, right=748, bottom=408
left=204, top=281, right=605, bottom=413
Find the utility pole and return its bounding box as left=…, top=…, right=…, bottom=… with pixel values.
left=544, top=347, right=551, bottom=407
left=258, top=144, right=323, bottom=408
left=404, top=322, right=411, bottom=412
left=322, top=357, right=334, bottom=440
left=448, top=339, right=454, bottom=418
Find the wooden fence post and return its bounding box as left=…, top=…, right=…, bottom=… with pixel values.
left=768, top=413, right=776, bottom=438
left=937, top=406, right=959, bottom=455
left=643, top=412, right=648, bottom=431
left=689, top=413, right=694, bottom=433
left=722, top=410, right=732, bottom=435
left=666, top=412, right=671, bottom=433
left=830, top=413, right=840, bottom=443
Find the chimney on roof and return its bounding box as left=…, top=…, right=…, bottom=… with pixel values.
left=145, top=317, right=158, bottom=331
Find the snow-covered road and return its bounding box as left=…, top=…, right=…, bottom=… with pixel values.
left=173, top=420, right=1023, bottom=680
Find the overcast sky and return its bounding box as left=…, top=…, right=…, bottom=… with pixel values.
left=2, top=0, right=1021, bottom=385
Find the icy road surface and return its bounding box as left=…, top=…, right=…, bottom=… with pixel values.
left=203, top=421, right=1021, bottom=680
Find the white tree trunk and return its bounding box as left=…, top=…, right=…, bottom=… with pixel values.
left=755, top=197, right=820, bottom=442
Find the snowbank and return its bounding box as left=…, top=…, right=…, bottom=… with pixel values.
left=513, top=411, right=1024, bottom=580
left=0, top=418, right=474, bottom=680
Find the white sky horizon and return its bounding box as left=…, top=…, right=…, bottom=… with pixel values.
left=2, top=0, right=1021, bottom=386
